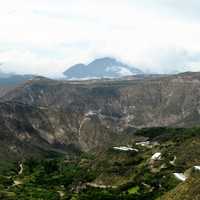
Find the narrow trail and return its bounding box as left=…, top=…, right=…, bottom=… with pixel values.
left=86, top=183, right=117, bottom=189
left=13, top=180, right=22, bottom=186
left=57, top=191, right=65, bottom=198
left=12, top=163, right=24, bottom=186
left=18, top=163, right=23, bottom=175
left=78, top=117, right=90, bottom=137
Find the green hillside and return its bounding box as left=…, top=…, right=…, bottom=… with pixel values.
left=0, top=127, right=200, bottom=200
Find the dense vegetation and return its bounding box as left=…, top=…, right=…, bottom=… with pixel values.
left=0, top=127, right=200, bottom=200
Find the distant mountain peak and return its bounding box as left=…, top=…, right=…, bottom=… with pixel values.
left=63, top=57, right=143, bottom=80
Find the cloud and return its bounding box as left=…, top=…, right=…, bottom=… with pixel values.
left=0, top=0, right=200, bottom=76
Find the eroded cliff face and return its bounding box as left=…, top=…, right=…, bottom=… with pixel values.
left=4, top=73, right=200, bottom=126
left=1, top=72, right=200, bottom=159
left=0, top=101, right=133, bottom=160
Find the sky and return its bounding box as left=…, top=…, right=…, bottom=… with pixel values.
left=0, top=0, right=200, bottom=77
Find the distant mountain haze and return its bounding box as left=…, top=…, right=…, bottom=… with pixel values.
left=0, top=69, right=14, bottom=78
left=63, top=57, right=143, bottom=80
left=0, top=69, right=33, bottom=86
left=0, top=69, right=34, bottom=97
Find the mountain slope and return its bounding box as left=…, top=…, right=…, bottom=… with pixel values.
left=1, top=72, right=200, bottom=162
left=63, top=57, right=143, bottom=79
left=0, top=127, right=200, bottom=200
left=0, top=99, right=135, bottom=165
left=4, top=72, right=200, bottom=128
left=158, top=176, right=200, bottom=200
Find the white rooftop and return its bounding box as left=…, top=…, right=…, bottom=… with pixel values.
left=151, top=152, right=162, bottom=160
left=173, top=173, right=187, bottom=182
left=113, top=146, right=139, bottom=152
left=194, top=166, right=200, bottom=171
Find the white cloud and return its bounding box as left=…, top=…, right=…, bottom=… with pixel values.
left=0, top=0, right=200, bottom=76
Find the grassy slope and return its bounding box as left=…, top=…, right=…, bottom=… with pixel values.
left=0, top=127, right=200, bottom=199
left=158, top=175, right=200, bottom=200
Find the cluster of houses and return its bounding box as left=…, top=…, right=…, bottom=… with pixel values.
left=112, top=142, right=200, bottom=183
